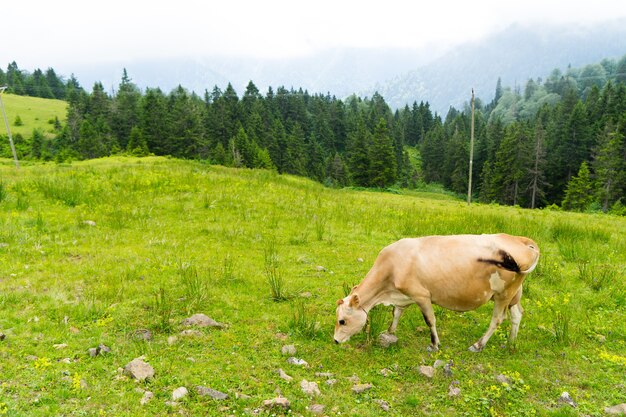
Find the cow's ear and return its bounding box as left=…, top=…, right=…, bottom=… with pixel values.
left=349, top=294, right=360, bottom=308
left=336, top=299, right=344, bottom=306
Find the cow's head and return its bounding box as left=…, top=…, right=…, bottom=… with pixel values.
left=333, top=293, right=367, bottom=344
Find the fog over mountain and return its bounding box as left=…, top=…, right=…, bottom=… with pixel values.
left=71, top=19, right=626, bottom=115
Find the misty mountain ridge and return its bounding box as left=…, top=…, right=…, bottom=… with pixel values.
left=69, top=19, right=626, bottom=115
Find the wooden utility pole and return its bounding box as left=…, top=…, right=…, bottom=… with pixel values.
left=0, top=87, right=20, bottom=169
left=467, top=88, right=475, bottom=204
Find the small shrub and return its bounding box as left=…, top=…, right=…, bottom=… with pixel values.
left=13, top=115, right=23, bottom=126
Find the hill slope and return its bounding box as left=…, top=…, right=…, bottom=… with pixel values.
left=0, top=157, right=624, bottom=416
left=0, top=93, right=67, bottom=137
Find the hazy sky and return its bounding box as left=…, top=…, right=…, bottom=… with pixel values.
left=3, top=0, right=626, bottom=71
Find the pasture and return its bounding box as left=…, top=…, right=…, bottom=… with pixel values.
left=0, top=93, right=67, bottom=138
left=0, top=157, right=624, bottom=416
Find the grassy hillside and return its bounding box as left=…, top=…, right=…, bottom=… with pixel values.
left=0, top=157, right=624, bottom=416
left=0, top=93, right=67, bottom=138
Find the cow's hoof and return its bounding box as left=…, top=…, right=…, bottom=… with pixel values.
left=468, top=344, right=483, bottom=352
left=426, top=344, right=439, bottom=352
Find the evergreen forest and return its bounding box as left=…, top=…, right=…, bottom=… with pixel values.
left=2, top=55, right=626, bottom=214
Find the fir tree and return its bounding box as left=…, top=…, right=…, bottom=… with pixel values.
left=562, top=161, right=595, bottom=211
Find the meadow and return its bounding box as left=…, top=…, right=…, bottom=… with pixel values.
left=0, top=156, right=624, bottom=416
left=0, top=93, right=67, bottom=138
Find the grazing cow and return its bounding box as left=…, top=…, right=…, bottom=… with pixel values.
left=334, top=233, right=540, bottom=351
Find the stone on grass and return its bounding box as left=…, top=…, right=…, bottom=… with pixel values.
left=172, top=387, right=188, bottom=401
left=140, top=391, right=153, bottom=405
left=444, top=360, right=454, bottom=377
left=299, top=292, right=312, bottom=298
left=559, top=392, right=577, bottom=407
left=310, top=404, right=325, bottom=415
left=378, top=332, right=398, bottom=348
left=380, top=368, right=393, bottom=377
left=88, top=348, right=98, bottom=358
left=180, top=329, right=202, bottom=337
left=352, top=383, right=373, bottom=394
left=83, top=220, right=97, bottom=227
left=605, top=404, right=626, bottom=414
left=278, top=368, right=293, bottom=382
left=182, top=313, right=225, bottom=328
left=97, top=344, right=111, bottom=355
left=326, top=379, right=337, bottom=386
left=374, top=399, right=390, bottom=412
left=132, top=329, right=153, bottom=341
left=124, top=358, right=155, bottom=381
left=300, top=380, right=320, bottom=397
left=315, top=372, right=334, bottom=378
left=315, top=265, right=326, bottom=272
left=167, top=336, right=178, bottom=345
left=419, top=365, right=435, bottom=378
left=495, top=374, right=510, bottom=384
left=263, top=397, right=290, bottom=410
left=281, top=344, right=296, bottom=356
left=448, top=382, right=461, bottom=397
left=0, top=333, right=5, bottom=341
left=347, top=375, right=360, bottom=384
left=433, top=359, right=446, bottom=368
left=286, top=357, right=308, bottom=367
left=196, top=386, right=229, bottom=400
left=53, top=343, right=68, bottom=350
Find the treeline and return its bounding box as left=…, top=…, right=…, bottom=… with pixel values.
left=0, top=61, right=81, bottom=100
left=422, top=54, right=626, bottom=213
left=2, top=56, right=626, bottom=213
left=15, top=69, right=428, bottom=188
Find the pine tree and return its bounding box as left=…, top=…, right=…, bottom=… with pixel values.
left=593, top=124, right=625, bottom=211
left=126, top=126, right=149, bottom=156
left=562, top=161, right=595, bottom=211
left=369, top=118, right=397, bottom=188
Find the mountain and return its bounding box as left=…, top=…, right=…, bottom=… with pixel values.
left=68, top=19, right=626, bottom=114
left=369, top=19, right=626, bottom=114
left=70, top=47, right=441, bottom=98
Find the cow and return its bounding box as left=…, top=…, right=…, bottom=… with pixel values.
left=334, top=233, right=540, bottom=352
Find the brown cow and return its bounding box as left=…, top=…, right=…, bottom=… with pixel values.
left=334, top=233, right=540, bottom=351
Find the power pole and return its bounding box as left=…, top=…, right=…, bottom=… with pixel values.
left=467, top=88, right=475, bottom=205
left=0, top=87, right=20, bottom=169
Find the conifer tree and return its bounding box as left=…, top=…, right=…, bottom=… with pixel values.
left=562, top=161, right=595, bottom=211
left=369, top=118, right=397, bottom=188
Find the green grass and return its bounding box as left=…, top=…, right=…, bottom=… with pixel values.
left=0, top=156, right=624, bottom=416
left=0, top=93, right=67, bottom=137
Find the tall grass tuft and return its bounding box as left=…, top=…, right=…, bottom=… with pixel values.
left=553, top=310, right=570, bottom=345
left=0, top=181, right=6, bottom=203
left=288, top=301, right=321, bottom=339
left=366, top=305, right=389, bottom=344
left=35, top=176, right=86, bottom=207
left=578, top=262, right=616, bottom=292
left=265, top=239, right=289, bottom=301
left=153, top=286, right=173, bottom=333
left=178, top=262, right=210, bottom=312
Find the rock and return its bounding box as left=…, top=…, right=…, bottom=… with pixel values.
left=448, top=382, right=461, bottom=397
left=352, top=383, right=373, bottom=394
left=374, top=399, right=390, bottom=411
left=83, top=220, right=97, bottom=227
left=347, top=375, right=360, bottom=384
left=182, top=313, right=225, bottom=328
left=124, top=358, right=155, bottom=381
left=88, top=348, right=98, bottom=357
left=299, top=291, right=312, bottom=298
left=172, top=387, right=188, bottom=401
left=167, top=336, right=178, bottom=345
left=97, top=344, right=111, bottom=355
left=443, top=360, right=454, bottom=377
left=357, top=258, right=364, bottom=263
left=310, top=404, right=325, bottom=415
left=559, top=392, right=577, bottom=407
left=495, top=374, right=510, bottom=384
left=132, top=329, right=153, bottom=341
left=315, top=265, right=326, bottom=272
left=235, top=392, right=251, bottom=400
left=60, top=358, right=71, bottom=364
left=433, top=359, right=446, bottom=368
left=180, top=329, right=202, bottom=337
left=281, top=344, right=296, bottom=356
left=53, top=343, right=68, bottom=349
left=196, top=386, right=229, bottom=400
left=0, top=333, right=5, bottom=341
left=326, top=379, right=337, bottom=386
left=286, top=357, right=308, bottom=367
left=278, top=368, right=293, bottom=382
left=605, top=404, right=626, bottom=414
left=378, top=332, right=398, bottom=348
left=275, top=332, right=288, bottom=340
left=140, top=391, right=153, bottom=405
left=69, top=326, right=80, bottom=334
left=380, top=368, right=393, bottom=377
left=315, top=372, right=334, bottom=378
left=419, top=365, right=435, bottom=378
left=263, top=397, right=290, bottom=410
left=300, top=380, right=320, bottom=397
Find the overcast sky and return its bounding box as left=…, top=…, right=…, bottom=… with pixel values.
left=3, top=0, right=626, bottom=71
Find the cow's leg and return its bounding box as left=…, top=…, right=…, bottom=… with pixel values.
left=469, top=298, right=508, bottom=352
left=416, top=300, right=440, bottom=351
left=508, top=303, right=523, bottom=342
left=388, top=306, right=404, bottom=334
